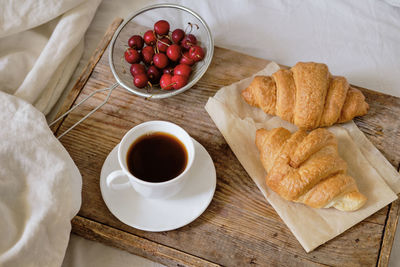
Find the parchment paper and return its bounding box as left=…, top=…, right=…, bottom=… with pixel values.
left=204, top=62, right=400, bottom=252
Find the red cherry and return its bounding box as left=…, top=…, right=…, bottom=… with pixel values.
left=181, top=34, right=197, bottom=50
left=128, top=35, right=144, bottom=50
left=143, top=30, right=157, bottom=46
left=171, top=29, right=185, bottom=43
left=134, top=74, right=148, bottom=88
left=171, top=75, right=188, bottom=90
left=160, top=74, right=174, bottom=90
left=153, top=53, right=169, bottom=69
left=130, top=64, right=146, bottom=76
left=163, top=61, right=178, bottom=74
left=141, top=46, right=154, bottom=64
left=154, top=20, right=170, bottom=36
left=124, top=48, right=141, bottom=64
left=157, top=37, right=171, bottom=53
left=179, top=51, right=195, bottom=66
left=147, top=65, right=161, bottom=84
left=174, top=64, right=191, bottom=78
left=163, top=66, right=174, bottom=75
left=189, top=45, right=205, bottom=62
left=166, top=44, right=182, bottom=61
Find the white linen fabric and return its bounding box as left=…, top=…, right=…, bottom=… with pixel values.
left=0, top=0, right=101, bottom=266
left=0, top=0, right=101, bottom=115
left=0, top=91, right=81, bottom=266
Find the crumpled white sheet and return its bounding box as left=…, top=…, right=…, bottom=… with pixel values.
left=0, top=0, right=101, bottom=114
left=0, top=0, right=101, bottom=266
left=0, top=91, right=81, bottom=266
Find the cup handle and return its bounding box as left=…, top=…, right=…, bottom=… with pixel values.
left=106, top=170, right=131, bottom=190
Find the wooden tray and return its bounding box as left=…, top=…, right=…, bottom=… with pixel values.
left=52, top=18, right=400, bottom=267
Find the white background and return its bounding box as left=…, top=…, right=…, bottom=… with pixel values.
left=61, top=0, right=400, bottom=266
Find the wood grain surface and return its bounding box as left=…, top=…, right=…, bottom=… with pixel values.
left=54, top=19, right=400, bottom=267
left=378, top=166, right=400, bottom=267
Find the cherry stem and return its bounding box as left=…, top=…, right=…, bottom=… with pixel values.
left=120, top=56, right=127, bottom=74
left=157, top=39, right=171, bottom=46
left=185, top=22, right=193, bottom=34
left=162, top=82, right=177, bottom=90
left=146, top=81, right=153, bottom=93
left=184, top=22, right=199, bottom=34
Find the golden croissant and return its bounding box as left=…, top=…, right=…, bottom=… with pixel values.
left=255, top=127, right=367, bottom=211
left=242, top=62, right=369, bottom=130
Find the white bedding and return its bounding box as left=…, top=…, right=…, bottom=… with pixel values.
left=0, top=0, right=100, bottom=266
left=0, top=0, right=101, bottom=114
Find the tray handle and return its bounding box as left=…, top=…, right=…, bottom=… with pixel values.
left=50, top=83, right=119, bottom=139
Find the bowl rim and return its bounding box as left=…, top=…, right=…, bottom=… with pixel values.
left=108, top=3, right=214, bottom=99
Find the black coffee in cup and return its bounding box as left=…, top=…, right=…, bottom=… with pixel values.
left=126, top=132, right=188, bottom=183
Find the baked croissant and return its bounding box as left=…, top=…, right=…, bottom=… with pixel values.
left=255, top=127, right=367, bottom=211
left=242, top=62, right=369, bottom=130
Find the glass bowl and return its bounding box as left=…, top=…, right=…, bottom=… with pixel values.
left=109, top=4, right=214, bottom=98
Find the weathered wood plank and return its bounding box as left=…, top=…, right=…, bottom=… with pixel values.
left=56, top=20, right=400, bottom=267
left=353, top=88, right=400, bottom=168
left=377, top=166, right=400, bottom=267
left=71, top=215, right=220, bottom=267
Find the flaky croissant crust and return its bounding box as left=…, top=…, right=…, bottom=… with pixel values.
left=242, top=62, right=369, bottom=130
left=255, top=127, right=367, bottom=211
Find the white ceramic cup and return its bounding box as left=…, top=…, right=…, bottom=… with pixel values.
left=106, top=121, right=195, bottom=199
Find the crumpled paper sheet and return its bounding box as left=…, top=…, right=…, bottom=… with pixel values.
left=205, top=62, right=400, bottom=252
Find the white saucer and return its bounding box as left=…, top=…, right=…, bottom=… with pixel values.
left=100, top=138, right=216, bottom=232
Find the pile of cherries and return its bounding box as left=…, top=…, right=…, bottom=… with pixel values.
left=124, top=20, right=205, bottom=90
